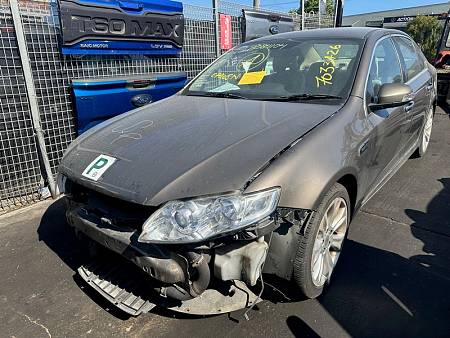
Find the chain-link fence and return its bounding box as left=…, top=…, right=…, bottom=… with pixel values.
left=0, top=0, right=43, bottom=211
left=0, top=0, right=334, bottom=213
left=304, top=13, right=335, bottom=30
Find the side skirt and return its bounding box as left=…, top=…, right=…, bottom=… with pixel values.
left=360, top=138, right=420, bottom=208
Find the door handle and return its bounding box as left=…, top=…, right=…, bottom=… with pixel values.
left=404, top=101, right=415, bottom=112
left=359, top=140, right=369, bottom=156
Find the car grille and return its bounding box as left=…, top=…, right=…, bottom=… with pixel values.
left=66, top=179, right=156, bottom=230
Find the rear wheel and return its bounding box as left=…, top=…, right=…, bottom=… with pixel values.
left=293, top=183, right=350, bottom=298
left=416, top=105, right=434, bottom=157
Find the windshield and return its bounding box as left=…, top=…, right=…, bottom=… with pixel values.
left=183, top=37, right=364, bottom=101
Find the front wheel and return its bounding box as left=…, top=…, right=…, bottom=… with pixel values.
left=292, top=183, right=350, bottom=298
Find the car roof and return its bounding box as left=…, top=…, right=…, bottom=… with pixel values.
left=254, top=27, right=406, bottom=42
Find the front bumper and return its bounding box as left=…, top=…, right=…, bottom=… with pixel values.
left=66, top=206, right=187, bottom=284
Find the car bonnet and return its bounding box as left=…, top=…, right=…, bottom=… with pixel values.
left=59, top=95, right=340, bottom=205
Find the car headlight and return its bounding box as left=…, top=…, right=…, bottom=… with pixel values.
left=138, top=187, right=281, bottom=243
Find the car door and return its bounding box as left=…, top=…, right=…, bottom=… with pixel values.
left=361, top=37, right=410, bottom=199
left=392, top=36, right=432, bottom=149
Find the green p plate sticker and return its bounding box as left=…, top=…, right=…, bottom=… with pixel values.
left=82, top=154, right=116, bottom=181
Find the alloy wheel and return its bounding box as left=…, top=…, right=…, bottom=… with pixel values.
left=311, top=197, right=348, bottom=287
left=422, top=107, right=433, bottom=152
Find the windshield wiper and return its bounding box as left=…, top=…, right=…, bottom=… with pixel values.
left=185, top=91, right=248, bottom=100
left=266, top=94, right=343, bottom=101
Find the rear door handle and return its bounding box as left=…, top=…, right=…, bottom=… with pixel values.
left=404, top=101, right=415, bottom=112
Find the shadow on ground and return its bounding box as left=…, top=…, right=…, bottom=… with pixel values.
left=438, top=103, right=450, bottom=115
left=407, top=177, right=450, bottom=283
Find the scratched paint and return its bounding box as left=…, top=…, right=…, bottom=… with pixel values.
left=111, top=120, right=155, bottom=144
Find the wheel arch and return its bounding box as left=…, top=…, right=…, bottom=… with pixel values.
left=309, top=168, right=359, bottom=214
left=336, top=173, right=358, bottom=217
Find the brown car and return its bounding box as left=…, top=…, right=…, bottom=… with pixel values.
left=58, top=27, right=437, bottom=316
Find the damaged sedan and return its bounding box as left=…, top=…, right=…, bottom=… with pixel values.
left=58, top=28, right=436, bottom=316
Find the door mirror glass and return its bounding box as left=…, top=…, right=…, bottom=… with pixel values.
left=369, top=83, right=413, bottom=111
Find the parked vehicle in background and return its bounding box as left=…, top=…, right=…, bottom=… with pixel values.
left=57, top=27, right=436, bottom=316
left=434, top=9, right=450, bottom=104
left=71, top=71, right=187, bottom=135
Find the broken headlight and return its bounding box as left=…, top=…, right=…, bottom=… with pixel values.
left=138, top=187, right=281, bottom=243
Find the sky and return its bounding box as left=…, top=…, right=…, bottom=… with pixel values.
left=182, top=0, right=450, bottom=16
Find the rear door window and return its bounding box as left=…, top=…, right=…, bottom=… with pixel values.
left=393, top=36, right=424, bottom=81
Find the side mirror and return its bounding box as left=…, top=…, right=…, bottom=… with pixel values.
left=368, top=83, right=413, bottom=111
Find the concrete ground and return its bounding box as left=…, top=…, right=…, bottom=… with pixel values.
left=1, top=110, right=450, bottom=338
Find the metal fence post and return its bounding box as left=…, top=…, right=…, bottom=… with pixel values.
left=301, top=0, right=305, bottom=30
left=9, top=0, right=58, bottom=198
left=213, top=0, right=220, bottom=57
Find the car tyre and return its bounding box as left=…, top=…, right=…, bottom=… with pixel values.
left=292, top=183, right=350, bottom=298
left=414, top=105, right=434, bottom=158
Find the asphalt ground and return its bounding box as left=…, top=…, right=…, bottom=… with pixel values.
left=1, top=109, right=450, bottom=338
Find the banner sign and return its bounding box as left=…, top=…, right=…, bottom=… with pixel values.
left=220, top=14, right=232, bottom=50
left=58, top=0, right=184, bottom=56
left=383, top=13, right=448, bottom=24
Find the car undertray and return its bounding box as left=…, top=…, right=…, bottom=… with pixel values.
left=77, top=254, right=262, bottom=316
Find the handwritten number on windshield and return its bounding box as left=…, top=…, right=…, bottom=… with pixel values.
left=315, top=45, right=342, bottom=88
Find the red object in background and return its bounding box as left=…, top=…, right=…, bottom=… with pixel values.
left=435, top=51, right=450, bottom=68
left=220, top=14, right=232, bottom=50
